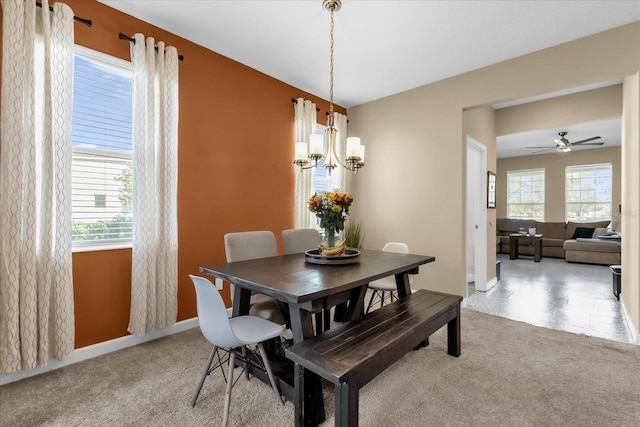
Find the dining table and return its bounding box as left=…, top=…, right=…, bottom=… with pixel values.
left=200, top=248, right=435, bottom=426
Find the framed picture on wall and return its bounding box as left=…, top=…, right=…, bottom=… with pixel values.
left=487, top=171, right=496, bottom=209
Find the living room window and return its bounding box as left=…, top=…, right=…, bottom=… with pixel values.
left=507, top=169, right=545, bottom=220
left=72, top=46, right=133, bottom=249
left=565, top=163, right=612, bottom=222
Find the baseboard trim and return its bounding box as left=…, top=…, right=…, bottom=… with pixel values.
left=0, top=317, right=199, bottom=385
left=619, top=294, right=639, bottom=345
left=476, top=277, right=498, bottom=292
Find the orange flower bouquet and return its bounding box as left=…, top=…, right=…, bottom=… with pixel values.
left=308, top=190, right=353, bottom=254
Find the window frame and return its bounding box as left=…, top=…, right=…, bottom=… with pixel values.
left=506, top=168, right=545, bottom=221
left=71, top=45, right=133, bottom=253
left=565, top=163, right=612, bottom=223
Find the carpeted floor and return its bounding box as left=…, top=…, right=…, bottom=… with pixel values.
left=1, top=308, right=639, bottom=426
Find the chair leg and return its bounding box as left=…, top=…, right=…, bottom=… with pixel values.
left=222, top=352, right=236, bottom=427
left=257, top=343, right=283, bottom=404
left=365, top=290, right=376, bottom=314
left=191, top=345, right=217, bottom=407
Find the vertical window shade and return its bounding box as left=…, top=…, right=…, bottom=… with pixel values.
left=72, top=47, right=133, bottom=247
left=507, top=169, right=545, bottom=220
left=566, top=164, right=612, bottom=222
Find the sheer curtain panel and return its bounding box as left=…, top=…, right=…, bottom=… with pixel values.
left=128, top=34, right=179, bottom=335
left=0, top=0, right=75, bottom=373
left=294, top=98, right=317, bottom=228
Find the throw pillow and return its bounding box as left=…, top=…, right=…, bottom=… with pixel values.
left=592, top=227, right=609, bottom=238
left=572, top=227, right=595, bottom=239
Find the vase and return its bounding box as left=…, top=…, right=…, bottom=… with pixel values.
left=323, top=227, right=338, bottom=248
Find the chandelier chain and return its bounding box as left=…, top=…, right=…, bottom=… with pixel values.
left=329, top=5, right=335, bottom=115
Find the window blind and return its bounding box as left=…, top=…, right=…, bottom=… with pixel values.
left=72, top=47, right=133, bottom=247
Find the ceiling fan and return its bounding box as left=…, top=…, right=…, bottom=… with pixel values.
left=526, top=131, right=604, bottom=154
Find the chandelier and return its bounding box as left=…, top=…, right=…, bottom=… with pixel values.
left=294, top=0, right=365, bottom=175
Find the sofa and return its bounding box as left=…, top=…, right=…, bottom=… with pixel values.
left=496, top=218, right=620, bottom=265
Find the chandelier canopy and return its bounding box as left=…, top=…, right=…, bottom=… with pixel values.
left=294, top=0, right=365, bottom=175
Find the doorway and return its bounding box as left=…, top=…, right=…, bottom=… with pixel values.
left=466, top=136, right=489, bottom=295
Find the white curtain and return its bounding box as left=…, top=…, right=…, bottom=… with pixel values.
left=128, top=34, right=179, bottom=335
left=330, top=112, right=348, bottom=191
left=0, top=0, right=75, bottom=373
left=294, top=98, right=317, bottom=228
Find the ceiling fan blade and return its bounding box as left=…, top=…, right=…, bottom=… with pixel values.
left=573, top=142, right=605, bottom=146
left=526, top=146, right=555, bottom=149
left=571, top=136, right=601, bottom=145
left=531, top=148, right=555, bottom=154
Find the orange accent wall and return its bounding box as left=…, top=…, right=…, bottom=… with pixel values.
left=1, top=1, right=345, bottom=349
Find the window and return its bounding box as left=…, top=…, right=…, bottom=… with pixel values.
left=507, top=169, right=545, bottom=220
left=313, top=128, right=330, bottom=194
left=565, top=164, right=612, bottom=222
left=72, top=46, right=133, bottom=248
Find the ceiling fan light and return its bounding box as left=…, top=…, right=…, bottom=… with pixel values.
left=558, top=145, right=571, bottom=153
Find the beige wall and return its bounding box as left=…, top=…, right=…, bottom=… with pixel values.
left=496, top=147, right=622, bottom=225
left=347, top=22, right=640, bottom=338
left=621, top=72, right=640, bottom=332
left=495, top=85, right=623, bottom=136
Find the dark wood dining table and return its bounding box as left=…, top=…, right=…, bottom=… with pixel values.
left=200, top=249, right=435, bottom=426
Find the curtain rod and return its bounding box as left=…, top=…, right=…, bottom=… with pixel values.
left=119, top=33, right=184, bottom=62
left=291, top=98, right=321, bottom=112
left=35, top=2, right=92, bottom=27
left=291, top=99, right=348, bottom=122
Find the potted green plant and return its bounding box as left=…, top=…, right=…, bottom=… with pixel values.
left=344, top=221, right=363, bottom=249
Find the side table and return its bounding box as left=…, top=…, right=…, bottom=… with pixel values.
left=509, top=233, right=543, bottom=262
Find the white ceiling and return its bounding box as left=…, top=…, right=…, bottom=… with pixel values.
left=496, top=117, right=622, bottom=159
left=98, top=0, right=639, bottom=156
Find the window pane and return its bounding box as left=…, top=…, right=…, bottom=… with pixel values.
left=72, top=47, right=133, bottom=247
left=506, top=169, right=545, bottom=220
left=565, top=164, right=612, bottom=222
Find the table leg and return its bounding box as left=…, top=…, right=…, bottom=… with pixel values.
left=333, top=302, right=347, bottom=322
left=344, top=285, right=367, bottom=321
left=534, top=237, right=542, bottom=262
left=510, top=236, right=518, bottom=260
left=232, top=286, right=252, bottom=317
left=395, top=272, right=412, bottom=297
left=289, top=305, right=325, bottom=426
left=447, top=303, right=461, bottom=357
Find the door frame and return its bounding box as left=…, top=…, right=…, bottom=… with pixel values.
left=466, top=136, right=488, bottom=294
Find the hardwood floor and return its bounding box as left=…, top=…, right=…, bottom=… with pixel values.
left=463, top=253, right=635, bottom=344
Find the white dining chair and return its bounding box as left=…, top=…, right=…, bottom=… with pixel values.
left=224, top=231, right=288, bottom=326
left=189, top=275, right=285, bottom=427
left=366, top=242, right=412, bottom=313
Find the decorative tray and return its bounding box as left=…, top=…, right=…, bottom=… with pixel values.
left=304, top=249, right=361, bottom=265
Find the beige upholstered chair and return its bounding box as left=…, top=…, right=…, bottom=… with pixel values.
left=281, top=228, right=330, bottom=333
left=366, top=242, right=412, bottom=313
left=282, top=228, right=321, bottom=255
left=189, top=275, right=284, bottom=426
left=224, top=231, right=288, bottom=326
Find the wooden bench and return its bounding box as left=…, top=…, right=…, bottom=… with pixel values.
left=285, top=289, right=462, bottom=427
